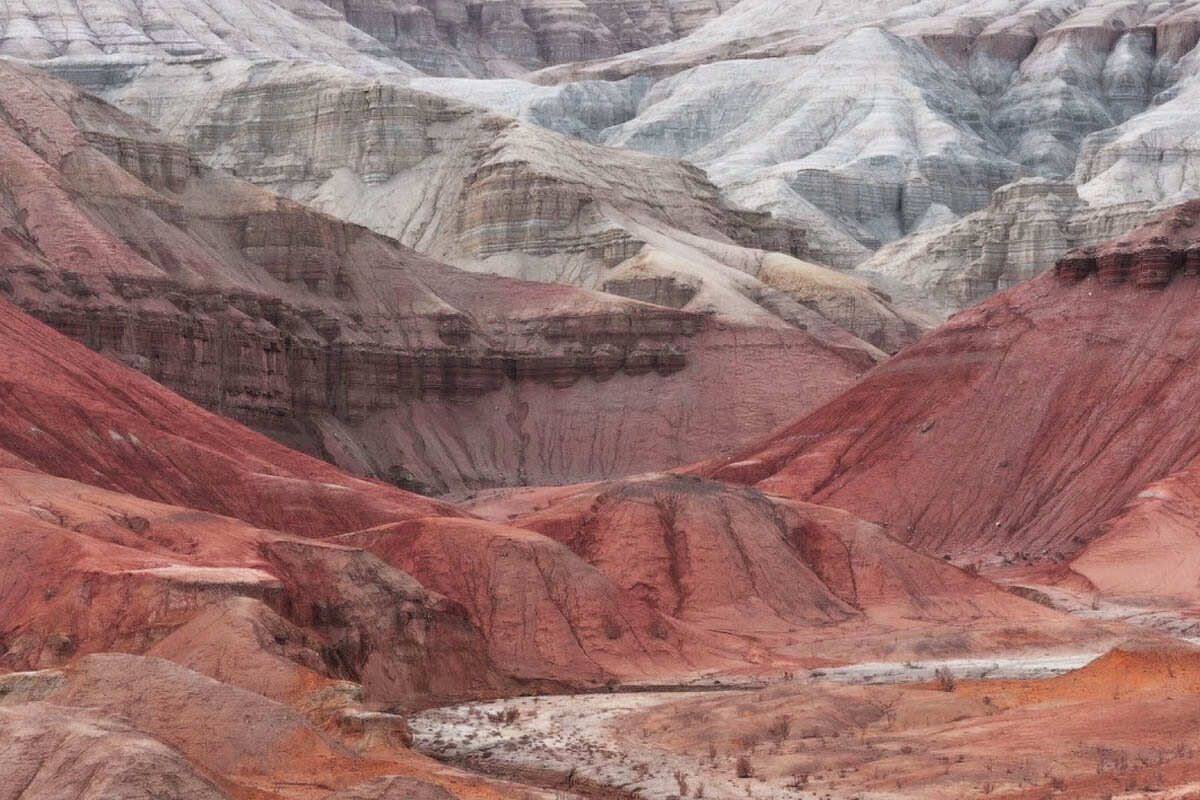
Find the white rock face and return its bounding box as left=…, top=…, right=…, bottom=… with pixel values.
left=0, top=0, right=414, bottom=79
left=1075, top=76, right=1200, bottom=208
left=413, top=0, right=1200, bottom=305
left=15, top=0, right=1200, bottom=317
left=414, top=28, right=1025, bottom=263
left=322, top=0, right=739, bottom=75
left=604, top=29, right=1020, bottom=250
left=0, top=0, right=732, bottom=81
left=855, top=178, right=1161, bottom=315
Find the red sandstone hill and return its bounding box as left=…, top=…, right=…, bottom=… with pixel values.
left=704, top=201, right=1200, bottom=562
left=1070, top=459, right=1200, bottom=603
left=0, top=290, right=453, bottom=534
left=0, top=294, right=700, bottom=690
left=0, top=58, right=880, bottom=494
left=471, top=474, right=1095, bottom=662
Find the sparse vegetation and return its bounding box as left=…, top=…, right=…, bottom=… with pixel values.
left=766, top=714, right=791, bottom=744
left=486, top=707, right=520, bottom=725
left=673, top=769, right=689, bottom=796
left=934, top=666, right=957, bottom=692
left=736, top=755, right=754, bottom=778
left=787, top=772, right=810, bottom=788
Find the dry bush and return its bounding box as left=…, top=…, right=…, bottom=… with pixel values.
left=674, top=770, right=689, bottom=796
left=766, top=714, right=792, bottom=744
left=934, top=666, right=957, bottom=692
left=735, top=755, right=753, bottom=778
left=487, top=707, right=520, bottom=724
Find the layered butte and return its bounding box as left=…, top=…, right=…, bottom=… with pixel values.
left=0, top=59, right=894, bottom=493
left=88, top=58, right=928, bottom=352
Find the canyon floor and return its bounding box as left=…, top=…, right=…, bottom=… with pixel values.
left=412, top=583, right=1200, bottom=800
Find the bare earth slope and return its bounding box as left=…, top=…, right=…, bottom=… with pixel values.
left=706, top=201, right=1200, bottom=563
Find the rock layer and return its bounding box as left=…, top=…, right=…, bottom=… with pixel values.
left=0, top=58, right=883, bottom=493
left=91, top=60, right=927, bottom=352
left=855, top=178, right=1161, bottom=315
left=322, top=0, right=736, bottom=75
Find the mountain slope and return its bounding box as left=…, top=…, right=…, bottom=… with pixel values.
left=89, top=58, right=928, bottom=351
left=706, top=201, right=1200, bottom=561
left=0, top=57, right=884, bottom=493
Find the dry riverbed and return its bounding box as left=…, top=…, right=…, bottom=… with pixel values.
left=410, top=652, right=1109, bottom=800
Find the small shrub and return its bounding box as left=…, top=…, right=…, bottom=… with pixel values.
left=766, top=714, right=792, bottom=744
left=674, top=770, right=689, bottom=796
left=486, top=707, right=520, bottom=724
left=735, top=755, right=753, bottom=779
left=934, top=666, right=957, bottom=692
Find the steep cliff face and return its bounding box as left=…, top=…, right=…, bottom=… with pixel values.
left=107, top=60, right=794, bottom=273
left=451, top=0, right=1200, bottom=308
left=855, top=179, right=1161, bottom=315
left=0, top=59, right=882, bottom=493
left=321, top=0, right=736, bottom=75
left=706, top=201, right=1200, bottom=561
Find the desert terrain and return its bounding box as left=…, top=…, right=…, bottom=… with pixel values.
left=5, top=2, right=1200, bottom=799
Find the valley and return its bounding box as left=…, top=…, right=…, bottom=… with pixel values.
left=4, top=1, right=1200, bottom=799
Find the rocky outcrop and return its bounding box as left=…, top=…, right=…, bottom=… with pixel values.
left=262, top=538, right=504, bottom=702
left=705, top=201, right=1200, bottom=561
left=2, top=59, right=883, bottom=493
left=0, top=467, right=503, bottom=701
left=1054, top=200, right=1200, bottom=286
left=855, top=179, right=1160, bottom=315
left=92, top=60, right=927, bottom=353
left=339, top=518, right=693, bottom=683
